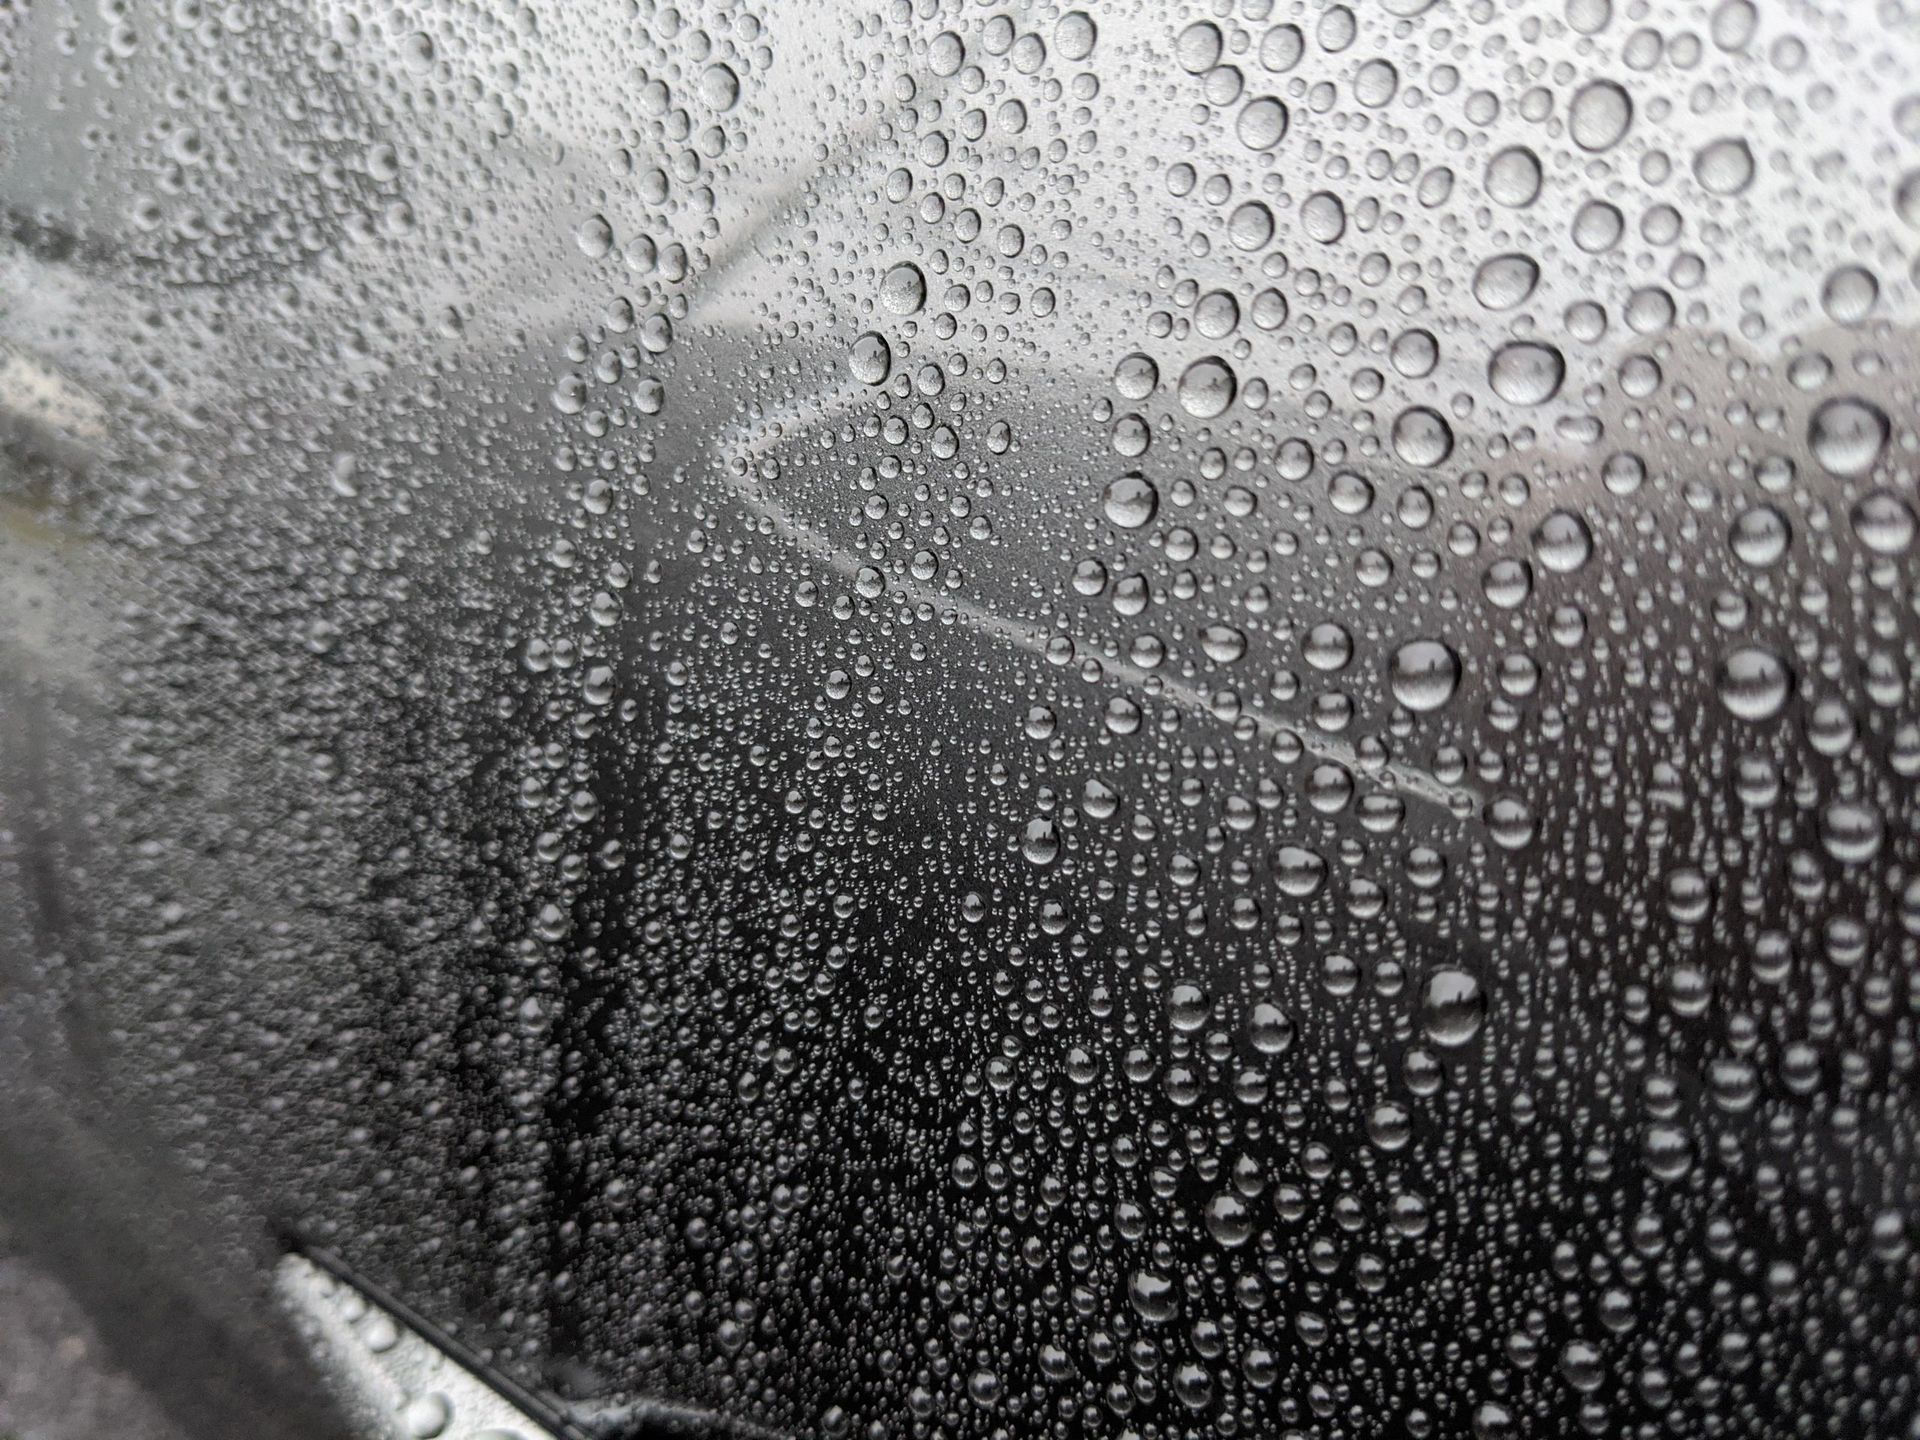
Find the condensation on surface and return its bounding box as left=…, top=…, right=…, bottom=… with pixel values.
left=1, top=0, right=1919, bottom=1437
left=278, top=1253, right=561, bottom=1440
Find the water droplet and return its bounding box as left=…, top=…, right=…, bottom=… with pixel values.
left=1249, top=1002, right=1293, bottom=1053
left=1176, top=22, right=1223, bottom=74
left=1203, top=1192, right=1253, bottom=1246
left=1200, top=624, right=1247, bottom=663
left=1482, top=557, right=1534, bottom=609
left=1103, top=473, right=1159, bottom=529
left=1485, top=795, right=1535, bottom=850
left=1896, top=169, right=1920, bottom=226
left=1194, top=290, right=1239, bottom=339
left=1301, top=191, right=1347, bottom=243
left=1693, top=137, right=1755, bottom=195
left=1167, top=982, right=1210, bottom=1031
left=1808, top=396, right=1888, bottom=475
left=1388, top=639, right=1461, bottom=712
left=1568, top=80, right=1633, bottom=151
left=1177, top=356, right=1237, bottom=418
left=1236, top=97, right=1289, bottom=150
left=928, top=30, right=965, bottom=75
left=1228, top=200, right=1275, bottom=249
left=1473, top=253, right=1540, bottom=310
left=1114, top=351, right=1159, bottom=400
left=1532, top=510, right=1593, bottom=572
left=879, top=262, right=927, bottom=315
left=1054, top=11, right=1097, bottom=61
left=1572, top=200, right=1625, bottom=252
left=1392, top=407, right=1454, bottom=467
left=1821, top=265, right=1879, bottom=324
left=1485, top=146, right=1542, bottom=207
left=1260, top=23, right=1304, bottom=71
left=1128, top=1268, right=1178, bottom=1322
left=1851, top=490, right=1915, bottom=554
left=575, top=214, right=614, bottom=258
left=848, top=331, right=891, bottom=385
left=1716, top=645, right=1793, bottom=721
left=699, top=63, right=740, bottom=111
left=1367, top=1101, right=1412, bottom=1151
left=400, top=1395, right=451, bottom=1439
left=1729, top=505, right=1790, bottom=567
left=1488, top=340, right=1566, bottom=405
left=1020, top=818, right=1060, bottom=865
left=1421, top=969, right=1486, bottom=1048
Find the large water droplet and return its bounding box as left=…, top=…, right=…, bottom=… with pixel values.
left=1532, top=510, right=1593, bottom=572
left=1852, top=491, right=1915, bottom=554
left=1693, top=137, right=1755, bottom=195
left=879, top=261, right=927, bottom=315
left=1392, top=407, right=1454, bottom=467
left=848, top=331, right=892, bottom=385
left=1808, top=396, right=1888, bottom=476
left=1389, top=639, right=1461, bottom=712
left=1177, top=356, right=1237, bottom=418
left=1103, top=472, right=1159, bottom=529
left=1716, top=645, right=1793, bottom=721
left=1485, top=146, right=1543, bottom=206
left=1568, top=79, right=1632, bottom=151
left=1473, top=253, right=1540, bottom=310
left=1421, top=969, right=1486, bottom=1048
left=1488, top=341, right=1566, bottom=405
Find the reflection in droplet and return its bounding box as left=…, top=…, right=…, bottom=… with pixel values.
left=1392, top=407, right=1454, bottom=467
left=879, top=261, right=927, bottom=315
left=1488, top=341, right=1565, bottom=405
left=1568, top=79, right=1632, bottom=151
left=1114, top=351, right=1159, bottom=400
left=848, top=331, right=892, bottom=385
left=1485, top=146, right=1543, bottom=206
left=1176, top=21, right=1223, bottom=74
left=1532, top=510, right=1593, bottom=573
left=1693, top=136, right=1755, bottom=195
left=1389, top=639, right=1461, bottom=712
left=1716, top=645, right=1793, bottom=721
left=1177, top=356, right=1237, bottom=418
left=1421, top=969, right=1485, bottom=1048
left=1236, top=97, right=1289, bottom=150
left=1852, top=491, right=1916, bottom=554
left=400, top=1394, right=451, bottom=1439
left=1228, top=200, right=1275, bottom=249
left=1821, top=265, right=1879, bottom=324
left=575, top=214, right=614, bottom=258
left=1473, top=254, right=1540, bottom=310
left=1808, top=396, right=1888, bottom=475
left=1103, top=473, right=1159, bottom=530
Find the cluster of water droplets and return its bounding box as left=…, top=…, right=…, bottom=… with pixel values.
left=2, top=0, right=1919, bottom=1437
